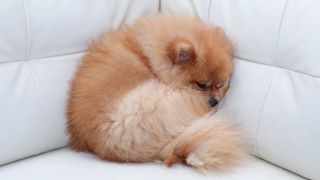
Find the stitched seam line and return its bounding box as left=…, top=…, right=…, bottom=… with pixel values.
left=234, top=55, right=320, bottom=79
left=0, top=51, right=85, bottom=65
left=190, top=0, right=198, bottom=17
left=25, top=62, right=46, bottom=153
left=276, top=0, right=289, bottom=51
left=0, top=147, right=68, bottom=167
left=22, top=0, right=46, bottom=152
left=254, top=73, right=274, bottom=157
left=22, top=0, right=30, bottom=58
left=206, top=0, right=213, bottom=25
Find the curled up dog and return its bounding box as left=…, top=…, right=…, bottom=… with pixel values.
left=67, top=13, right=246, bottom=170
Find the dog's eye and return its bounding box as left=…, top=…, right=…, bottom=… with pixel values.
left=215, top=77, right=230, bottom=89
left=196, top=82, right=207, bottom=91
left=195, top=81, right=211, bottom=91
left=215, top=83, right=224, bottom=89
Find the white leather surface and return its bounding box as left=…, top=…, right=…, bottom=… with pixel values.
left=0, top=0, right=26, bottom=60
left=0, top=0, right=159, bottom=62
left=223, top=59, right=320, bottom=180
left=162, top=1, right=320, bottom=179
left=0, top=53, right=81, bottom=165
left=0, top=148, right=305, bottom=180
left=0, top=0, right=158, bottom=165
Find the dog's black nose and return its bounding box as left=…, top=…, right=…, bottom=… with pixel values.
left=209, top=97, right=219, bottom=107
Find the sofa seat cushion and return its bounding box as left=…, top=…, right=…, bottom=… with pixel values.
left=0, top=148, right=305, bottom=180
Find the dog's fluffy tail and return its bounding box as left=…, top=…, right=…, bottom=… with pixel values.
left=161, top=114, right=245, bottom=170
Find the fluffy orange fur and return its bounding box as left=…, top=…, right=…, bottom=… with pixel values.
left=67, top=13, right=244, bottom=170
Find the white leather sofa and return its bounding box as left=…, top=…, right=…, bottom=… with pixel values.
left=0, top=0, right=318, bottom=179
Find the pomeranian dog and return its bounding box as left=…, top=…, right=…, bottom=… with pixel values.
left=67, top=13, right=244, bottom=170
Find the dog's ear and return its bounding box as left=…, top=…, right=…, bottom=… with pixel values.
left=167, top=40, right=195, bottom=64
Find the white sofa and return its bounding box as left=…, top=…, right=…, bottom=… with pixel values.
left=0, top=0, right=318, bottom=179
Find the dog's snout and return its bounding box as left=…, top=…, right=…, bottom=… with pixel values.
left=209, top=97, right=219, bottom=107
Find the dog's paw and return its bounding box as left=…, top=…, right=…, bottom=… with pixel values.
left=185, top=143, right=241, bottom=170
left=186, top=152, right=205, bottom=168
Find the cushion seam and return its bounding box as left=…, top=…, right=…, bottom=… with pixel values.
left=254, top=73, right=274, bottom=157
left=0, top=50, right=85, bottom=65
left=25, top=62, right=46, bottom=153
left=21, top=0, right=30, bottom=58
left=276, top=0, right=289, bottom=52
left=234, top=55, right=320, bottom=79
left=206, top=0, right=213, bottom=25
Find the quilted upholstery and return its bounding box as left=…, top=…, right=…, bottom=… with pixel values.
left=0, top=0, right=318, bottom=179
left=0, top=0, right=158, bottom=166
